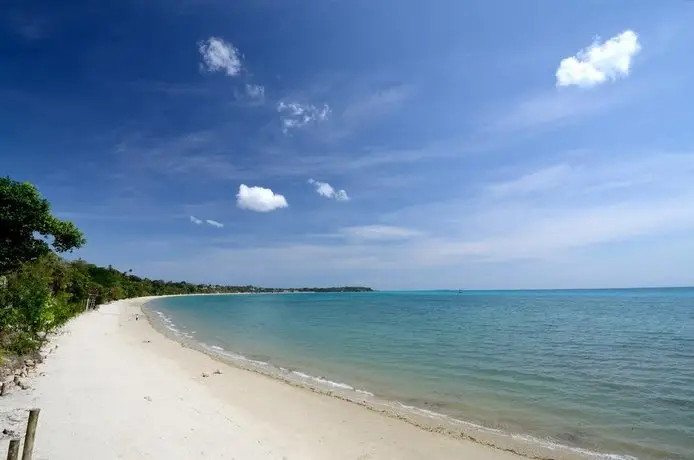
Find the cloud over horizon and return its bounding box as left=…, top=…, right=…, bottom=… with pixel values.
left=236, top=184, right=289, bottom=212
left=556, top=30, right=641, bottom=87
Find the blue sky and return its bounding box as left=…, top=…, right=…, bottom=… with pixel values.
left=3, top=0, right=694, bottom=289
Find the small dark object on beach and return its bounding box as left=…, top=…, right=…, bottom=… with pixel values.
left=3, top=428, right=15, bottom=436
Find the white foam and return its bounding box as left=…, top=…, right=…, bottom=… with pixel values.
left=510, top=434, right=638, bottom=460
left=314, top=376, right=354, bottom=391
left=292, top=371, right=311, bottom=379
left=290, top=371, right=355, bottom=391
left=235, top=355, right=269, bottom=367
left=396, top=402, right=448, bottom=420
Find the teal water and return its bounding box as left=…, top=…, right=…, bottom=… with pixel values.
left=147, top=289, right=694, bottom=459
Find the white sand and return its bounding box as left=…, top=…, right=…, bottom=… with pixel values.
left=0, top=297, right=529, bottom=459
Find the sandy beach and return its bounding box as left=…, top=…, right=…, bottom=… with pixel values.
left=0, top=297, right=530, bottom=460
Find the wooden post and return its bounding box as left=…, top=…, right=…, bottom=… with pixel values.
left=21, top=409, right=39, bottom=460
left=6, top=439, right=20, bottom=460
left=1, top=382, right=7, bottom=396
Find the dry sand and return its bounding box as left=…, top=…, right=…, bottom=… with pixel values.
left=0, top=297, right=529, bottom=459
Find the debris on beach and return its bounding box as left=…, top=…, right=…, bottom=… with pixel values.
left=201, top=372, right=210, bottom=378
left=213, top=369, right=222, bottom=375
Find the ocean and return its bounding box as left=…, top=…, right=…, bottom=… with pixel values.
left=146, top=289, right=694, bottom=460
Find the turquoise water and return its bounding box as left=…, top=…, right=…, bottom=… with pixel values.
left=147, top=289, right=694, bottom=459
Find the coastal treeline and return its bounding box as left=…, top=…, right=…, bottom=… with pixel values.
left=0, top=177, right=370, bottom=355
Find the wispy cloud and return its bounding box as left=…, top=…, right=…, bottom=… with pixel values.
left=277, top=101, right=331, bottom=134
left=386, top=151, right=694, bottom=260
left=205, top=219, right=224, bottom=228
left=130, top=80, right=211, bottom=96
left=556, top=30, right=641, bottom=88
left=486, top=83, right=639, bottom=134
left=245, top=84, right=265, bottom=100
left=307, top=179, right=349, bottom=201
left=341, top=85, right=412, bottom=123
left=236, top=184, right=288, bottom=212
left=115, top=130, right=246, bottom=180
left=6, top=10, right=48, bottom=41
left=338, top=225, right=421, bottom=241
left=190, top=215, right=224, bottom=228
left=487, top=164, right=572, bottom=197
left=198, top=37, right=243, bottom=76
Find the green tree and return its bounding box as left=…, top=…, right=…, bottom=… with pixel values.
left=0, top=177, right=86, bottom=275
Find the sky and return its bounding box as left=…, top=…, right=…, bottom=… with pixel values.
left=2, top=0, right=694, bottom=289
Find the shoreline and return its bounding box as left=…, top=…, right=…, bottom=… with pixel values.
left=0, top=296, right=628, bottom=459
left=142, top=296, right=625, bottom=460
left=0, top=297, right=528, bottom=459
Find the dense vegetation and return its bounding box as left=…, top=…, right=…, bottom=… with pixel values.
left=0, top=177, right=371, bottom=354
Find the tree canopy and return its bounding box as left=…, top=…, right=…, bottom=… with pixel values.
left=0, top=177, right=85, bottom=275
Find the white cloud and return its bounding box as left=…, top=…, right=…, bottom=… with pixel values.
left=277, top=101, right=331, bottom=134
left=198, top=37, right=243, bottom=76
left=308, top=179, right=349, bottom=201
left=245, top=84, right=265, bottom=100
left=206, top=219, right=224, bottom=228
left=236, top=184, right=288, bottom=212
left=191, top=215, right=224, bottom=227
left=556, top=30, right=641, bottom=87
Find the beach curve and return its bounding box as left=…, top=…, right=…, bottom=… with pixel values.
left=0, top=297, right=598, bottom=459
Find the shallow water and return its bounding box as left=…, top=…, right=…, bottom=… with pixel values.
left=148, top=289, right=694, bottom=459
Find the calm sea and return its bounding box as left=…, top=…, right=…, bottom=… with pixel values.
left=146, top=289, right=694, bottom=460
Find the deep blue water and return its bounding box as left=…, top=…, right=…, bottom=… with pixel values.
left=148, top=289, right=694, bottom=459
